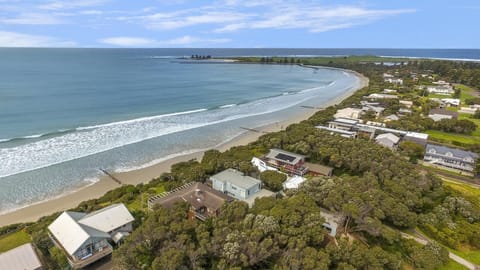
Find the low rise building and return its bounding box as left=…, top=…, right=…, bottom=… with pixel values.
left=441, top=98, right=460, bottom=107
left=424, top=144, right=478, bottom=173
left=404, top=132, right=429, bottom=146
left=384, top=114, right=399, bottom=122
left=148, top=182, right=232, bottom=220
left=384, top=78, right=403, bottom=85
left=333, top=107, right=363, bottom=119
left=428, top=109, right=458, bottom=121
left=0, top=243, right=43, bottom=270
left=316, top=125, right=357, bottom=138
left=48, top=203, right=134, bottom=269
left=211, top=169, right=262, bottom=200
left=459, top=105, right=480, bottom=114
left=264, top=149, right=308, bottom=176
left=399, top=100, right=413, bottom=108
left=375, top=133, right=400, bottom=150
left=365, top=93, right=399, bottom=100
left=426, top=85, right=454, bottom=95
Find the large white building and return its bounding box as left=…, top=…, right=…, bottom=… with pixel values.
left=333, top=107, right=363, bottom=119
left=48, top=203, right=134, bottom=269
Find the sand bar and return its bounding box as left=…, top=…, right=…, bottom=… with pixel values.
left=0, top=69, right=368, bottom=227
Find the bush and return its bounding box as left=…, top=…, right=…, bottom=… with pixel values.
left=260, top=171, right=287, bottom=192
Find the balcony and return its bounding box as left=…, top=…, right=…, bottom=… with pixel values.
left=68, top=245, right=113, bottom=269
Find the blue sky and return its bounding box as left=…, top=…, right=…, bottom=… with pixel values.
left=0, top=0, right=478, bottom=48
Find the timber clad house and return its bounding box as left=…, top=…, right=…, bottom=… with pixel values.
left=48, top=203, right=134, bottom=269
left=264, top=148, right=308, bottom=176
left=148, top=182, right=232, bottom=221
left=424, top=144, right=478, bottom=173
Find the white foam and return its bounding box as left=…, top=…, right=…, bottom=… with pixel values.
left=219, top=104, right=237, bottom=109
left=0, top=73, right=356, bottom=179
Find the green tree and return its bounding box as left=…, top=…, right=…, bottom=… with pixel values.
left=260, top=171, right=287, bottom=191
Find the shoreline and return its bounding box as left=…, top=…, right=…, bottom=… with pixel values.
left=0, top=67, right=368, bottom=227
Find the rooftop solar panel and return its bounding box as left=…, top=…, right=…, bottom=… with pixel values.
left=275, top=153, right=296, bottom=162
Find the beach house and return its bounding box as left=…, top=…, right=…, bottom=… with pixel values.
left=147, top=182, right=232, bottom=221
left=264, top=148, right=308, bottom=176
left=424, top=144, right=478, bottom=173
left=0, top=243, right=43, bottom=270
left=333, top=107, right=363, bottom=119
left=48, top=203, right=134, bottom=269
left=210, top=169, right=262, bottom=200
left=375, top=133, right=400, bottom=150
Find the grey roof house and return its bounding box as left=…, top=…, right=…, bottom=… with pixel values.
left=210, top=169, right=262, bottom=200
left=375, top=133, right=400, bottom=150
left=0, top=243, right=43, bottom=270
left=424, top=144, right=478, bottom=173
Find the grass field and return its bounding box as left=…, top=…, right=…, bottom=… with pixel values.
left=426, top=130, right=480, bottom=145
left=0, top=230, right=31, bottom=253
left=456, top=84, right=476, bottom=103
left=439, top=260, right=468, bottom=270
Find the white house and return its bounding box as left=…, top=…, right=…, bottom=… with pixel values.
left=441, top=98, right=460, bottom=107
left=0, top=243, right=43, bottom=270
left=426, top=85, right=454, bottom=95
left=459, top=105, right=480, bottom=114
left=48, top=203, right=134, bottom=269
left=383, top=89, right=397, bottom=94
left=399, top=100, right=413, bottom=108
left=384, top=78, right=403, bottom=85
left=334, top=107, right=363, bottom=119
left=210, top=169, right=262, bottom=200
left=366, top=93, right=398, bottom=100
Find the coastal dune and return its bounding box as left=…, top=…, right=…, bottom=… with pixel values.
left=0, top=70, right=368, bottom=227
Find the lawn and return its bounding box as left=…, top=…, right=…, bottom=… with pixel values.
left=0, top=230, right=31, bottom=253
left=127, top=185, right=166, bottom=212
left=448, top=246, right=480, bottom=266
left=456, top=84, right=476, bottom=103
left=439, top=260, right=468, bottom=270
left=426, top=130, right=480, bottom=145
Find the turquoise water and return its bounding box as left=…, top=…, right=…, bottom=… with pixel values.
left=0, top=49, right=360, bottom=213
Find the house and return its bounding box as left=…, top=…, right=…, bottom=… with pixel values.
left=305, top=162, right=333, bottom=176
left=383, top=89, right=397, bottom=94
left=441, top=98, right=460, bottom=107
left=398, top=108, right=412, bottom=115
left=426, top=85, right=454, bottom=95
left=365, top=93, right=398, bottom=100
left=433, top=80, right=450, bottom=85
left=211, top=169, right=262, bottom=200
left=404, top=132, right=429, bottom=146
left=333, top=107, right=363, bottom=119
left=316, top=125, right=357, bottom=138
left=48, top=203, right=134, bottom=269
left=264, top=149, right=308, bottom=176
left=424, top=144, right=478, bottom=173
left=251, top=157, right=278, bottom=172
left=328, top=118, right=360, bottom=131
left=362, top=105, right=385, bottom=117
left=320, top=210, right=344, bottom=237
left=384, top=114, right=399, bottom=122
left=459, top=105, right=480, bottom=114
left=0, top=243, right=43, bottom=270
left=147, top=182, right=232, bottom=220
left=428, top=109, right=458, bottom=121
left=383, top=73, right=394, bottom=78
left=375, top=133, right=400, bottom=150
left=384, top=78, right=403, bottom=85
left=399, top=100, right=413, bottom=108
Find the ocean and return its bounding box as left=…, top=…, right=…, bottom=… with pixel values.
left=0, top=48, right=478, bottom=214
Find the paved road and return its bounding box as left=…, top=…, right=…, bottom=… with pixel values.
left=400, top=232, right=479, bottom=270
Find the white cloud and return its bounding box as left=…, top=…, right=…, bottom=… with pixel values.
left=80, top=10, right=103, bottom=15
left=0, top=31, right=76, bottom=47
left=39, top=0, right=109, bottom=10
left=1, top=12, right=65, bottom=25
left=98, top=35, right=231, bottom=47
left=121, top=2, right=415, bottom=34
left=98, top=37, right=157, bottom=46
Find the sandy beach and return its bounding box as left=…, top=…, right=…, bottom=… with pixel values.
left=0, top=69, right=368, bottom=227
